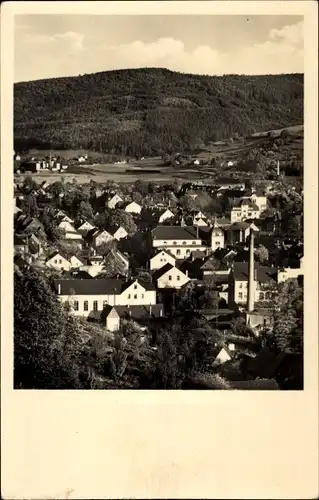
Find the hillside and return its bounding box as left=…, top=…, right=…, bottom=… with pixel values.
left=14, top=68, right=303, bottom=156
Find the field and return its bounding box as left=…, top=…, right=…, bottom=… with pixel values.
left=16, top=125, right=303, bottom=185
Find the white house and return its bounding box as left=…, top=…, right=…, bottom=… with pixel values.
left=104, top=306, right=120, bottom=332
left=151, top=225, right=207, bottom=259
left=277, top=264, right=303, bottom=283
left=45, top=252, right=71, bottom=271
left=58, top=220, right=83, bottom=241
left=92, top=230, right=114, bottom=247
left=108, top=225, right=128, bottom=241
left=149, top=249, right=177, bottom=271
left=193, top=217, right=208, bottom=227
left=124, top=201, right=142, bottom=214
left=153, top=264, right=190, bottom=289
left=55, top=278, right=157, bottom=318
left=230, top=198, right=261, bottom=223
left=158, top=208, right=175, bottom=223
left=77, top=221, right=95, bottom=235
left=70, top=255, right=85, bottom=269
left=250, top=193, right=268, bottom=212
left=212, top=347, right=232, bottom=366
left=107, top=194, right=123, bottom=209
left=228, top=262, right=278, bottom=307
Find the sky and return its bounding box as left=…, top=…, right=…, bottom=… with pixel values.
left=14, top=15, right=304, bottom=82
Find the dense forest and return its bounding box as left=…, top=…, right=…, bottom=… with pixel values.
left=14, top=68, right=303, bottom=156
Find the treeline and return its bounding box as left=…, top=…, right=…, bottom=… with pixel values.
left=14, top=68, right=303, bottom=156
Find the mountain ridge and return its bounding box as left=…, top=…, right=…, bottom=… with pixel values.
left=14, top=67, right=304, bottom=156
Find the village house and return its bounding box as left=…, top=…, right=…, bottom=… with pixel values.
left=228, top=262, right=278, bottom=307
left=151, top=225, right=207, bottom=259
left=107, top=193, right=123, bottom=209
left=58, top=219, right=83, bottom=242
left=107, top=225, right=128, bottom=241
left=14, top=234, right=28, bottom=256
left=149, top=249, right=177, bottom=271
left=45, top=251, right=72, bottom=272
left=103, top=303, right=165, bottom=331
left=277, top=258, right=303, bottom=283
left=54, top=278, right=157, bottom=318
left=224, top=221, right=259, bottom=245
left=88, top=228, right=114, bottom=248
left=152, top=263, right=190, bottom=289
left=76, top=221, right=96, bottom=235
left=230, top=198, right=260, bottom=223
left=122, top=201, right=142, bottom=214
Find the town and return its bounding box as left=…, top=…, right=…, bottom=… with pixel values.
left=14, top=157, right=304, bottom=390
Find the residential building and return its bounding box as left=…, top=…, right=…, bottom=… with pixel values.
left=158, top=208, right=175, bottom=223
left=152, top=264, right=190, bottom=289
left=224, top=222, right=259, bottom=245
left=90, top=229, right=114, bottom=248
left=107, top=225, right=128, bottom=241
left=54, top=278, right=157, bottom=318
left=46, top=252, right=72, bottom=271
left=107, top=193, right=123, bottom=209
left=228, top=262, right=278, bottom=307
left=123, top=201, right=142, bottom=214
left=58, top=220, right=83, bottom=241
left=230, top=198, right=260, bottom=223
left=149, top=249, right=177, bottom=271
left=77, top=221, right=96, bottom=235
left=151, top=225, right=207, bottom=259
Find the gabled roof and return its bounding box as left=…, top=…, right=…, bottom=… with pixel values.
left=112, top=304, right=165, bottom=320
left=152, top=225, right=199, bottom=240
left=54, top=278, right=124, bottom=295
left=46, top=250, right=70, bottom=263
left=151, top=248, right=177, bottom=261
left=120, top=278, right=155, bottom=292
left=152, top=263, right=175, bottom=280
left=232, top=262, right=278, bottom=283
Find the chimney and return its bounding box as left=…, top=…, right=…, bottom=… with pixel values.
left=149, top=304, right=152, bottom=316
left=159, top=308, right=163, bottom=317
left=277, top=160, right=280, bottom=177
left=247, top=228, right=255, bottom=313
left=196, top=225, right=199, bottom=239
left=185, top=269, right=188, bottom=277
left=58, top=284, right=61, bottom=295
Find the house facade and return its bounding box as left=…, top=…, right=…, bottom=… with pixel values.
left=151, top=226, right=207, bottom=259
left=55, top=278, right=156, bottom=317
left=124, top=201, right=142, bottom=214
left=107, top=194, right=123, bottom=209
left=230, top=198, right=260, bottom=223
left=153, top=264, right=190, bottom=289
left=149, top=249, right=177, bottom=271
left=46, top=252, right=71, bottom=271
left=228, top=263, right=278, bottom=306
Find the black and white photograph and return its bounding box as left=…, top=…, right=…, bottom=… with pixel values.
left=13, top=12, right=305, bottom=391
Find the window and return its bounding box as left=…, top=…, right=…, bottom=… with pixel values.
left=163, top=241, right=167, bottom=244
left=93, top=301, right=98, bottom=311
left=177, top=276, right=180, bottom=281
left=238, top=292, right=243, bottom=299
left=134, top=284, right=137, bottom=289
left=239, top=283, right=243, bottom=288
left=54, top=259, right=58, bottom=264
left=259, top=292, right=264, bottom=300
left=192, top=241, right=196, bottom=245
left=141, top=294, right=144, bottom=299
left=59, top=259, right=62, bottom=264
left=134, top=294, right=137, bottom=299
left=173, top=241, right=177, bottom=245
left=183, top=241, right=186, bottom=245
left=186, top=249, right=190, bottom=254
left=248, top=212, right=252, bottom=217
left=215, top=241, right=220, bottom=247
left=84, top=301, right=89, bottom=311
left=265, top=292, right=271, bottom=300
left=168, top=275, right=172, bottom=281
left=128, top=294, right=131, bottom=299
left=103, top=300, right=108, bottom=307
left=176, top=249, right=181, bottom=256
left=73, top=301, right=79, bottom=311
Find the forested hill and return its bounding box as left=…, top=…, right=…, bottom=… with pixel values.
left=14, top=67, right=303, bottom=156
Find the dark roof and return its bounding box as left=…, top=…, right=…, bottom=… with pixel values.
left=152, top=225, right=198, bottom=240
left=231, top=379, right=279, bottom=390
left=65, top=270, right=92, bottom=279
left=233, top=262, right=277, bottom=283
left=54, top=278, right=124, bottom=295
left=112, top=304, right=165, bottom=320
left=152, top=263, right=175, bottom=281
left=121, top=278, right=155, bottom=292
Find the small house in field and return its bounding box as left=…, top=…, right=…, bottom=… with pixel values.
left=107, top=193, right=123, bottom=209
